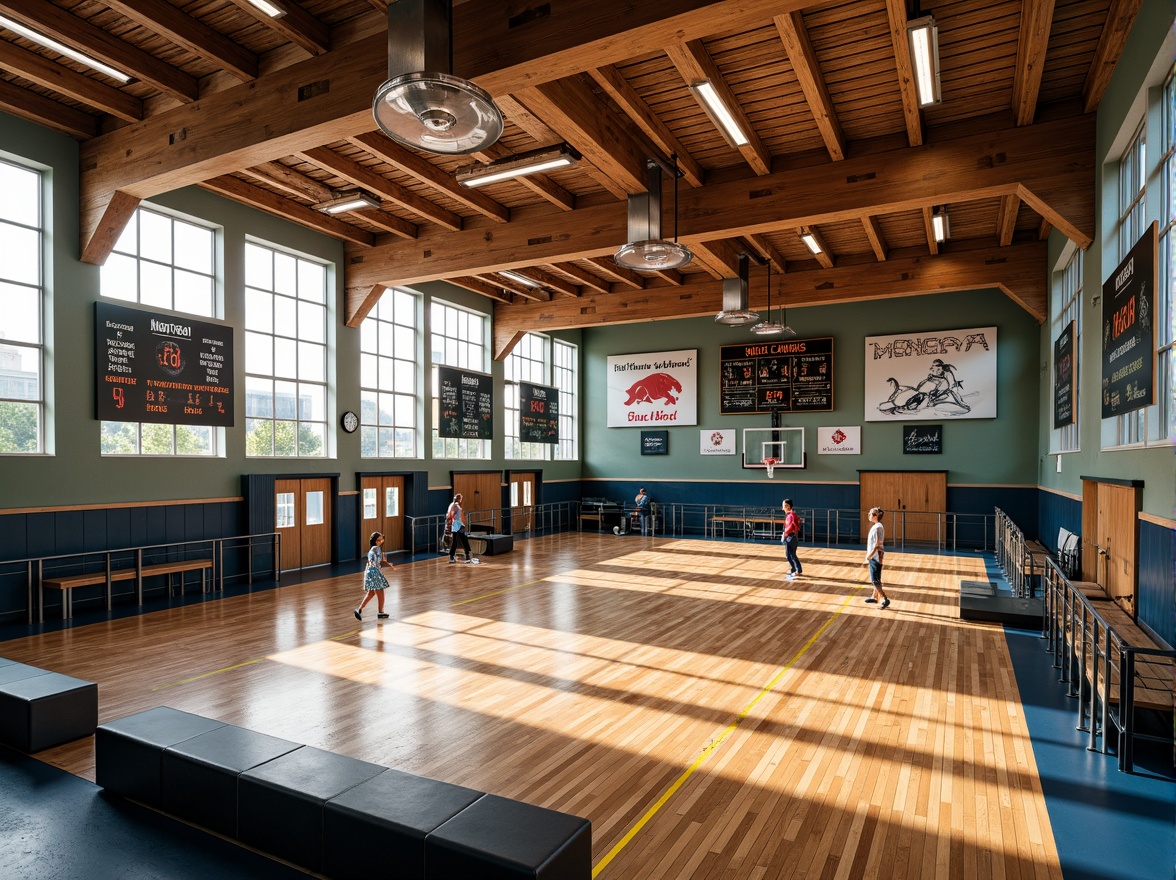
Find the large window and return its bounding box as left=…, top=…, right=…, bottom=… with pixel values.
left=505, top=332, right=550, bottom=460
left=1050, top=249, right=1081, bottom=453
left=553, top=339, right=578, bottom=460
left=430, top=301, right=489, bottom=459
left=1103, top=66, right=1175, bottom=449
left=244, top=242, right=329, bottom=458
left=360, top=288, right=419, bottom=458
left=0, top=158, right=44, bottom=454
left=100, top=206, right=219, bottom=455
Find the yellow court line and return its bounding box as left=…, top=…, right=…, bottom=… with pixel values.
left=152, top=657, right=265, bottom=691
left=591, top=589, right=862, bottom=878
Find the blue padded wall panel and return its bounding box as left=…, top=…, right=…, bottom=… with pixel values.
left=128, top=506, right=148, bottom=548
left=1037, top=492, right=1081, bottom=554
left=53, top=511, right=84, bottom=557
left=82, top=509, right=108, bottom=553
left=0, top=515, right=27, bottom=561
left=185, top=504, right=206, bottom=543
left=106, top=507, right=131, bottom=551
left=1137, top=519, right=1175, bottom=648
left=166, top=504, right=187, bottom=545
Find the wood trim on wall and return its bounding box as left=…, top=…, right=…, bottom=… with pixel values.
left=0, top=497, right=244, bottom=516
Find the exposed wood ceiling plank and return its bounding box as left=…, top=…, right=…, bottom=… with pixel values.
left=343, top=115, right=1095, bottom=299
left=747, top=235, right=788, bottom=273
left=0, top=41, right=143, bottom=122
left=773, top=11, right=846, bottom=162
left=224, top=0, right=331, bottom=57
left=0, top=78, right=99, bottom=139
left=525, top=267, right=581, bottom=298
left=1083, top=0, right=1142, bottom=112
left=585, top=257, right=646, bottom=289
left=1011, top=0, right=1055, bottom=126
left=882, top=0, right=924, bottom=146
left=240, top=162, right=334, bottom=202
left=0, top=0, right=199, bottom=103
left=297, top=145, right=463, bottom=231
left=920, top=207, right=940, bottom=256
left=351, top=207, right=418, bottom=240
left=448, top=277, right=512, bottom=303
left=665, top=40, right=772, bottom=176
left=689, top=238, right=743, bottom=277
left=490, top=241, right=1049, bottom=354
left=860, top=216, right=888, bottom=261
left=550, top=262, right=611, bottom=293
left=798, top=226, right=834, bottom=268
left=105, top=0, right=260, bottom=81
left=588, top=64, right=705, bottom=187
left=487, top=273, right=546, bottom=301
left=199, top=174, right=374, bottom=246
left=349, top=131, right=510, bottom=223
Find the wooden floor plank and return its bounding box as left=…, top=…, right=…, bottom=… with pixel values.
left=3, top=534, right=1065, bottom=878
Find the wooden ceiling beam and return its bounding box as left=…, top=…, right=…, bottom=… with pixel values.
left=240, top=162, right=333, bottom=203
left=688, top=239, right=743, bottom=277
left=487, top=274, right=546, bottom=301
left=470, top=143, right=577, bottom=210
left=920, top=207, right=940, bottom=256
left=526, top=268, right=581, bottom=298
left=1083, top=0, right=1142, bottom=113
left=773, top=12, right=845, bottom=162
left=797, top=226, right=835, bottom=268
left=448, top=277, right=512, bottom=303
left=588, top=65, right=705, bottom=187
left=666, top=40, right=772, bottom=176
left=351, top=207, right=418, bottom=240
left=224, top=0, right=330, bottom=57
left=349, top=131, right=510, bottom=223
left=0, top=0, right=199, bottom=103
left=297, top=146, right=462, bottom=231
left=882, top=0, right=924, bottom=147
left=550, top=262, right=611, bottom=293
left=344, top=114, right=1095, bottom=304
left=1011, top=0, right=1055, bottom=126
left=489, top=241, right=1050, bottom=353
left=199, top=175, right=374, bottom=246
left=0, top=41, right=143, bottom=122
left=996, top=195, right=1020, bottom=247
left=0, top=78, right=97, bottom=139
left=585, top=257, right=646, bottom=289
left=747, top=235, right=788, bottom=273
left=105, top=0, right=260, bottom=81
left=860, top=216, right=888, bottom=261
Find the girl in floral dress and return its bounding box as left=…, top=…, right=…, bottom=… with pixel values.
left=354, top=532, right=392, bottom=620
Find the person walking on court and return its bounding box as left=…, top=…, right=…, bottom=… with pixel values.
left=634, top=487, right=652, bottom=536
left=447, top=493, right=479, bottom=565
left=863, top=507, right=890, bottom=608
left=782, top=498, right=803, bottom=580
left=354, top=532, right=392, bottom=620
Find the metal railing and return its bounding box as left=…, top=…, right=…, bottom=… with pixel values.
left=407, top=501, right=580, bottom=556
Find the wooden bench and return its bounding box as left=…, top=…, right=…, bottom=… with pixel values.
left=40, top=559, right=214, bottom=621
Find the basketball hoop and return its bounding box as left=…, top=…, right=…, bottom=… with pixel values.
left=763, top=457, right=778, bottom=479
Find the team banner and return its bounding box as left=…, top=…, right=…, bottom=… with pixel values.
left=607, top=349, right=698, bottom=427
left=864, top=326, right=997, bottom=421
left=1053, top=320, right=1075, bottom=429
left=1101, top=222, right=1157, bottom=418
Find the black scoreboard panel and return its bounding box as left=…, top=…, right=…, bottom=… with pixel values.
left=519, top=381, right=559, bottom=444
left=95, top=302, right=235, bottom=427
left=719, top=337, right=834, bottom=414
left=438, top=366, right=493, bottom=439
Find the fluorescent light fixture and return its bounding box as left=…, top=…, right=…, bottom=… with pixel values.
left=906, top=15, right=941, bottom=107
left=800, top=232, right=822, bottom=255
left=456, top=145, right=580, bottom=188
left=246, top=0, right=287, bottom=18
left=689, top=80, right=749, bottom=147
left=499, top=270, right=541, bottom=288
left=314, top=192, right=380, bottom=214
left=0, top=13, right=131, bottom=83
left=932, top=206, right=950, bottom=242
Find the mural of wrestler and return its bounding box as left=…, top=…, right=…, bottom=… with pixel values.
left=877, top=359, right=971, bottom=414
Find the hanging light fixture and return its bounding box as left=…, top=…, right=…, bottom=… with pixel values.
left=906, top=12, right=942, bottom=107
left=613, top=156, right=692, bottom=272
left=751, top=261, right=784, bottom=336
left=931, top=205, right=951, bottom=242
left=715, top=253, right=759, bottom=325
left=372, top=0, right=503, bottom=155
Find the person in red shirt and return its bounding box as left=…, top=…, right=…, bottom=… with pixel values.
left=782, top=499, right=803, bottom=580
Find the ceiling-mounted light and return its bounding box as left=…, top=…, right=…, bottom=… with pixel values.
left=245, top=0, right=286, bottom=17
left=0, top=13, right=131, bottom=83
left=456, top=144, right=580, bottom=188
left=751, top=261, right=793, bottom=337
left=614, top=156, right=693, bottom=272
left=689, top=80, right=749, bottom=147
left=314, top=191, right=380, bottom=214
left=906, top=15, right=942, bottom=107
left=499, top=270, right=541, bottom=288
left=372, top=0, right=503, bottom=155
left=716, top=253, right=759, bottom=325
left=800, top=232, right=822, bottom=255
left=932, top=206, right=950, bottom=242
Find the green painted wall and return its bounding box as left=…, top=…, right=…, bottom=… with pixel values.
left=582, top=288, right=1041, bottom=487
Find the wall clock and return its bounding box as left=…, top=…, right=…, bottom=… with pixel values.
left=341, top=411, right=359, bottom=433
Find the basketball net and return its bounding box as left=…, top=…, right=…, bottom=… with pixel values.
left=764, top=457, right=777, bottom=479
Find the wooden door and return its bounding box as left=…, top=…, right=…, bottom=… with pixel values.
left=509, top=472, right=537, bottom=534
left=360, top=475, right=405, bottom=555
left=453, top=472, right=503, bottom=532
left=275, top=477, right=333, bottom=571
left=1088, top=480, right=1139, bottom=614
left=859, top=471, right=946, bottom=547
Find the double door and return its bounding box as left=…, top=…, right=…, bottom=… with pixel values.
left=509, top=471, right=537, bottom=534
left=274, top=478, right=332, bottom=571
left=859, top=471, right=947, bottom=547
left=360, top=475, right=406, bottom=556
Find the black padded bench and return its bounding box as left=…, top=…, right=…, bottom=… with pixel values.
left=473, top=533, right=514, bottom=555
left=0, top=659, right=98, bottom=753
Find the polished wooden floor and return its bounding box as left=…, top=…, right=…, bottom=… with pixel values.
left=5, top=533, right=1063, bottom=880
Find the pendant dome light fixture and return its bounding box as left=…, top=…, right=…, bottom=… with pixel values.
left=372, top=0, right=503, bottom=156
left=750, top=260, right=784, bottom=336
left=715, top=253, right=759, bottom=326
left=613, top=155, right=692, bottom=272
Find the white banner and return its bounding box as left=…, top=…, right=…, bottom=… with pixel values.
left=607, top=349, right=698, bottom=427
left=864, top=327, right=997, bottom=421
left=700, top=429, right=736, bottom=455
left=817, top=426, right=861, bottom=454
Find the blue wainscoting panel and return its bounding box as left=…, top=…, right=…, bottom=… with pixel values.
left=1137, top=518, right=1175, bottom=648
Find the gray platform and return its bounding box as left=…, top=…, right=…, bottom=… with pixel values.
left=959, top=581, right=1042, bottom=629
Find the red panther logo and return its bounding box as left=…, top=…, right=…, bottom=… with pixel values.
left=623, top=372, right=682, bottom=405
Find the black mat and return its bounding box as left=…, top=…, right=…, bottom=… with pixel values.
left=0, top=746, right=309, bottom=880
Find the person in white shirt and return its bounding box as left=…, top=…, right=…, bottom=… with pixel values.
left=863, top=507, right=890, bottom=608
